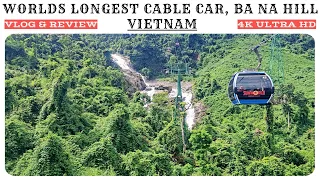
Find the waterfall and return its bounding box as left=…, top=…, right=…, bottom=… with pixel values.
left=110, top=54, right=132, bottom=70
left=141, top=76, right=156, bottom=101
left=110, top=53, right=195, bottom=129
left=111, top=54, right=155, bottom=100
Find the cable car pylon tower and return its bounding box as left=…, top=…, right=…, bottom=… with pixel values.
left=168, top=42, right=190, bottom=153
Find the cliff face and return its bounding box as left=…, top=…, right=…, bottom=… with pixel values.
left=109, top=54, right=147, bottom=94
left=111, top=54, right=146, bottom=94
left=122, top=69, right=146, bottom=94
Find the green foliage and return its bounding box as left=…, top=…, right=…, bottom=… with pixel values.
left=5, top=36, right=27, bottom=61
left=10, top=150, right=34, bottom=175
left=11, top=132, right=74, bottom=176
left=82, top=138, right=121, bottom=171
left=189, top=129, right=212, bottom=149
left=169, top=55, right=178, bottom=64
left=5, top=34, right=314, bottom=176
left=235, top=130, right=272, bottom=160
left=129, top=102, right=148, bottom=119
left=152, top=92, right=170, bottom=105
left=5, top=117, right=34, bottom=162
left=104, top=104, right=140, bottom=154
left=15, top=96, right=41, bottom=125
left=144, top=104, right=171, bottom=134
left=137, top=92, right=172, bottom=138
left=275, top=142, right=306, bottom=166
left=76, top=167, right=105, bottom=176
left=122, top=150, right=173, bottom=176
left=32, top=133, right=74, bottom=175
left=247, top=156, right=285, bottom=176
left=132, top=91, right=151, bottom=105
left=141, top=67, right=151, bottom=79
left=194, top=73, right=221, bottom=99
left=38, top=72, right=91, bottom=136
left=156, top=120, right=184, bottom=157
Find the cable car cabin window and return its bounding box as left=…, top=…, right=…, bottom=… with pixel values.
left=235, top=74, right=272, bottom=99
left=228, top=76, right=235, bottom=101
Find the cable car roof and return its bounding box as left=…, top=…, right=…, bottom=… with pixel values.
left=237, top=71, right=267, bottom=75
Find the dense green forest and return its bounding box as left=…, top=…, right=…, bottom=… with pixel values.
left=5, top=34, right=314, bottom=175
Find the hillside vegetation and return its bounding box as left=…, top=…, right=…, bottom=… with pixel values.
left=5, top=34, right=314, bottom=175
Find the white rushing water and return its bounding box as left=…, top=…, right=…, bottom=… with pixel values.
left=141, top=76, right=156, bottom=101
left=169, top=89, right=195, bottom=130
left=111, top=54, right=156, bottom=100
left=183, top=92, right=195, bottom=130
left=111, top=53, right=195, bottom=129
left=111, top=54, right=132, bottom=71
